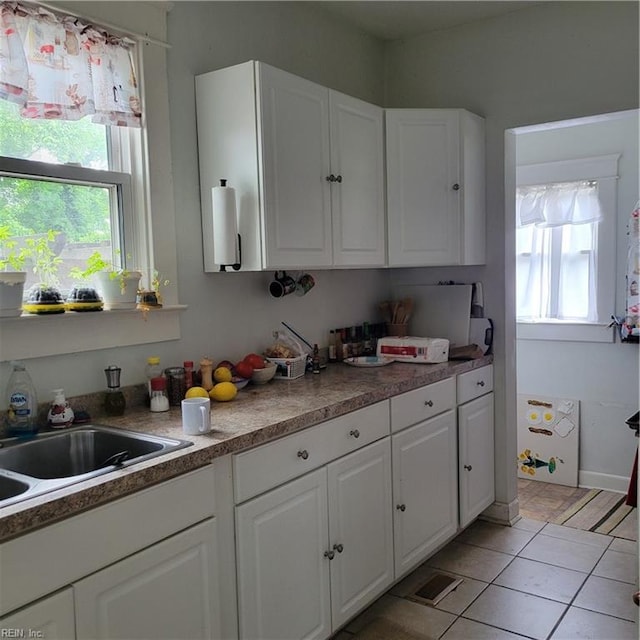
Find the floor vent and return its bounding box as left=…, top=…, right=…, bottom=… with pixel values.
left=406, top=572, right=463, bottom=607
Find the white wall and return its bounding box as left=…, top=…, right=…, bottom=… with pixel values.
left=383, top=1, right=639, bottom=508
left=515, top=112, right=639, bottom=487
left=0, top=2, right=390, bottom=401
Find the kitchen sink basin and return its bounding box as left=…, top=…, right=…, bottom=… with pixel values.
left=0, top=475, right=30, bottom=501
left=0, top=425, right=192, bottom=508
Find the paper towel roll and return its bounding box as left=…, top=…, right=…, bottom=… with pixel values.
left=212, top=182, right=238, bottom=265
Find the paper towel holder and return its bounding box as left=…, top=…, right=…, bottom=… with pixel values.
left=213, top=178, right=242, bottom=272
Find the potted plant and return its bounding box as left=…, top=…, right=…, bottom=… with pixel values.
left=0, top=225, right=28, bottom=317
left=136, top=270, right=170, bottom=310
left=22, top=231, right=66, bottom=314
left=70, top=250, right=142, bottom=310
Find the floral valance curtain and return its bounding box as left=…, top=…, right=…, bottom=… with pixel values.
left=516, top=180, right=603, bottom=228
left=0, top=1, right=141, bottom=127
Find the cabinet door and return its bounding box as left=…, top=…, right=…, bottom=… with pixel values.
left=258, top=63, right=332, bottom=269
left=386, top=109, right=461, bottom=266
left=235, top=468, right=331, bottom=640
left=327, top=439, right=393, bottom=629
left=329, top=91, right=385, bottom=267
left=74, top=519, right=220, bottom=640
left=458, top=393, right=495, bottom=528
left=392, top=410, right=458, bottom=577
left=0, top=589, right=75, bottom=640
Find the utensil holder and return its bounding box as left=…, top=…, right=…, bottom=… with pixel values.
left=386, top=323, right=409, bottom=337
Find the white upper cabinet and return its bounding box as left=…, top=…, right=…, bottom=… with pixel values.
left=386, top=109, right=486, bottom=267
left=329, top=91, right=386, bottom=267
left=196, top=61, right=385, bottom=271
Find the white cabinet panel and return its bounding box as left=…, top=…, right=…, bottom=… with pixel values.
left=392, top=410, right=458, bottom=577
left=74, top=519, right=220, bottom=640
left=330, top=91, right=386, bottom=267
left=327, top=439, right=393, bottom=628
left=457, top=364, right=493, bottom=405
left=386, top=109, right=485, bottom=267
left=458, top=393, right=495, bottom=528
left=390, top=377, right=456, bottom=432
left=259, top=63, right=333, bottom=268
left=235, top=468, right=331, bottom=640
left=0, top=589, right=75, bottom=640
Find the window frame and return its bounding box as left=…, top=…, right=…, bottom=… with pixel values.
left=0, top=4, right=183, bottom=362
left=515, top=154, right=619, bottom=343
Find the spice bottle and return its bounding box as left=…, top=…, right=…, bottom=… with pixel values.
left=334, top=329, right=344, bottom=363
left=183, top=361, right=194, bottom=390
left=312, top=344, right=321, bottom=374
left=328, top=330, right=336, bottom=363
left=150, top=377, right=170, bottom=412
left=104, top=366, right=126, bottom=417
left=145, top=357, right=162, bottom=402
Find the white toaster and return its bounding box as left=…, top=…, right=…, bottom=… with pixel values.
left=377, top=336, right=450, bottom=364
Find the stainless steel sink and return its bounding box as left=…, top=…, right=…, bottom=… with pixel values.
left=0, top=425, right=192, bottom=508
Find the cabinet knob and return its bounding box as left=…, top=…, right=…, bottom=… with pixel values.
left=464, top=464, right=473, bottom=471
left=326, top=174, right=337, bottom=182
left=424, top=400, right=434, bottom=407
left=452, top=183, right=460, bottom=191
left=349, top=429, right=360, bottom=438
left=476, top=380, right=485, bottom=387
left=324, top=549, right=335, bottom=560
left=297, top=449, right=309, bottom=460
left=335, top=175, right=343, bottom=183
left=396, top=503, right=406, bottom=512
left=333, top=543, right=344, bottom=554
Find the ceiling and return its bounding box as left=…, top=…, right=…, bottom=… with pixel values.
left=311, top=1, right=544, bottom=41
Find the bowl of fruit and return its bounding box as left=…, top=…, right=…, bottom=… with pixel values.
left=250, top=361, right=277, bottom=384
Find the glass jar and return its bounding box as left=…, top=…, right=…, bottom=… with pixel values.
left=164, top=366, right=186, bottom=406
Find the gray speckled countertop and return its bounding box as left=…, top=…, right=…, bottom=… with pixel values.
left=0, top=357, right=492, bottom=542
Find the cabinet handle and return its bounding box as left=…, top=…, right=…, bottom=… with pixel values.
left=464, top=464, right=473, bottom=471
left=324, top=550, right=335, bottom=560
left=424, top=400, right=434, bottom=407
left=297, top=449, right=309, bottom=460
left=396, top=503, right=406, bottom=512
left=333, top=543, right=344, bottom=554
left=349, top=429, right=360, bottom=438
left=477, top=380, right=485, bottom=387
left=326, top=174, right=336, bottom=182
left=335, top=175, right=343, bottom=183
left=452, top=183, right=460, bottom=191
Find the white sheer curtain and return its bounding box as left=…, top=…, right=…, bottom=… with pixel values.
left=516, top=181, right=602, bottom=322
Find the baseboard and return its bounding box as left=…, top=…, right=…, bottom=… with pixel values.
left=578, top=471, right=630, bottom=494
left=480, top=498, right=522, bottom=526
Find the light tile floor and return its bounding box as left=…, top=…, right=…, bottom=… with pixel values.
left=334, top=518, right=639, bottom=640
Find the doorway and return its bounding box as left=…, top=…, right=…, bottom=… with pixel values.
left=506, top=110, right=639, bottom=539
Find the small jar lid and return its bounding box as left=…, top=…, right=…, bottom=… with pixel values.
left=150, top=376, right=166, bottom=390
left=147, top=356, right=161, bottom=365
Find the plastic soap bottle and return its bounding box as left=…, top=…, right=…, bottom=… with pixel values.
left=145, top=356, right=163, bottom=402
left=6, top=361, right=38, bottom=436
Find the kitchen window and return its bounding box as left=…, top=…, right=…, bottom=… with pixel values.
left=516, top=155, right=618, bottom=342
left=0, top=2, right=181, bottom=361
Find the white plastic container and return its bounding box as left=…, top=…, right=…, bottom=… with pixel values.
left=377, top=336, right=450, bottom=364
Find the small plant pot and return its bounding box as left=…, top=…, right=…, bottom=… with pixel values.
left=95, top=271, right=142, bottom=310
left=23, top=283, right=66, bottom=314
left=136, top=290, right=162, bottom=308
left=0, top=272, right=27, bottom=317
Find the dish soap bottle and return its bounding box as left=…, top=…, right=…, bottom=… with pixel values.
left=6, top=361, right=38, bottom=436
left=47, top=388, right=75, bottom=428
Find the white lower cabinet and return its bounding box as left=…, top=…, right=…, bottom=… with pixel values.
left=458, top=392, right=495, bottom=528
left=392, top=410, right=458, bottom=578
left=0, top=589, right=75, bottom=640
left=74, top=518, right=220, bottom=640
left=235, top=438, right=393, bottom=640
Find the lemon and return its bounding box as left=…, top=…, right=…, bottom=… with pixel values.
left=213, top=366, right=233, bottom=383
left=185, top=386, right=209, bottom=399
left=209, top=381, right=238, bottom=402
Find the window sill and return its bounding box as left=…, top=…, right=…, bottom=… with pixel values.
left=516, top=321, right=614, bottom=343
left=0, top=305, right=188, bottom=361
